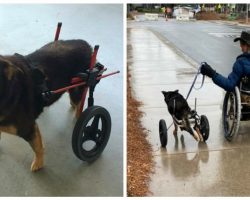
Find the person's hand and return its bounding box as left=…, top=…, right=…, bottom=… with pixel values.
left=200, top=62, right=216, bottom=78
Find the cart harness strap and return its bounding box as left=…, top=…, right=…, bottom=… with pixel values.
left=185, top=63, right=205, bottom=100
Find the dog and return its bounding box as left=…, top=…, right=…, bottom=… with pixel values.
left=161, top=90, right=203, bottom=142
left=0, top=39, right=96, bottom=171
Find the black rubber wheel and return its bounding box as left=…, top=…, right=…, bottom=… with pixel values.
left=200, top=115, right=209, bottom=141
left=159, top=119, right=168, bottom=147
left=222, top=88, right=241, bottom=141
left=72, top=106, right=111, bottom=162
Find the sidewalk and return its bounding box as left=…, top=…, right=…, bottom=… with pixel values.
left=128, top=26, right=250, bottom=196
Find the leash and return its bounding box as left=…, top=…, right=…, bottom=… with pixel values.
left=185, top=63, right=205, bottom=100
left=167, top=63, right=205, bottom=131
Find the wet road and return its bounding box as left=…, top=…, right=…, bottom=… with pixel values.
left=128, top=19, right=250, bottom=196
left=0, top=4, right=123, bottom=196
left=129, top=18, right=243, bottom=76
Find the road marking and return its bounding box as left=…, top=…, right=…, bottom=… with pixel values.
left=208, top=32, right=241, bottom=38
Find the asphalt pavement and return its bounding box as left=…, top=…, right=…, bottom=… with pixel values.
left=129, top=17, right=244, bottom=76
left=0, top=4, right=123, bottom=196
left=128, top=18, right=250, bottom=196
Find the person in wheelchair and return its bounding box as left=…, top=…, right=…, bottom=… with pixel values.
left=200, top=30, right=250, bottom=92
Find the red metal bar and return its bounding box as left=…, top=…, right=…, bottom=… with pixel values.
left=54, top=22, right=62, bottom=41
left=90, top=45, right=99, bottom=70
left=96, top=71, right=120, bottom=80
left=52, top=82, right=86, bottom=94
left=76, top=45, right=99, bottom=115
left=71, top=71, right=120, bottom=84
left=71, top=70, right=120, bottom=85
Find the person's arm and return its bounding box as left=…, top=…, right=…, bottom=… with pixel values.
left=212, top=59, right=244, bottom=92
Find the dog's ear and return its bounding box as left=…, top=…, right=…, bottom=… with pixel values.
left=174, top=89, right=179, bottom=93
left=162, top=91, right=171, bottom=101
left=0, top=58, right=20, bottom=80
left=0, top=58, right=8, bottom=69
left=161, top=91, right=167, bottom=96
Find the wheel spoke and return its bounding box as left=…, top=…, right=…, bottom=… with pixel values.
left=80, top=127, right=91, bottom=144
left=91, top=115, right=100, bottom=132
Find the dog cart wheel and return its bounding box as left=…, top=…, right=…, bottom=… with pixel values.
left=222, top=87, right=241, bottom=141
left=159, top=119, right=168, bottom=147
left=72, top=106, right=111, bottom=162
left=200, top=115, right=209, bottom=141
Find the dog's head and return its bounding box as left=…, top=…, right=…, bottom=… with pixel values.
left=161, top=90, right=179, bottom=105
left=0, top=57, right=24, bottom=97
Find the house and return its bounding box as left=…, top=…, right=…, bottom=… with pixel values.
left=173, top=6, right=194, bottom=20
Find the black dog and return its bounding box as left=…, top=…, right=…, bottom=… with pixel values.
left=0, top=40, right=95, bottom=171
left=161, top=90, right=203, bottom=141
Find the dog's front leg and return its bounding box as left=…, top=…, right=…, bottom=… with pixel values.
left=173, top=122, right=178, bottom=135
left=183, top=117, right=201, bottom=142
left=28, top=123, right=44, bottom=172
left=194, top=126, right=204, bottom=142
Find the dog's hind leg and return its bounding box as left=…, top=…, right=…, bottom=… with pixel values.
left=28, top=123, right=44, bottom=172
left=69, top=86, right=86, bottom=118
left=0, top=125, right=17, bottom=135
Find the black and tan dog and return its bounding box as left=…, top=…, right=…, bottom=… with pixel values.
left=0, top=40, right=93, bottom=171
left=162, top=90, right=203, bottom=142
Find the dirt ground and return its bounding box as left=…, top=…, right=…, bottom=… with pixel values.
left=196, top=11, right=223, bottom=20
left=127, top=70, right=154, bottom=197
left=196, top=11, right=250, bottom=24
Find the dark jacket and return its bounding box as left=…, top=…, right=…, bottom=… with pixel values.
left=212, top=53, right=250, bottom=91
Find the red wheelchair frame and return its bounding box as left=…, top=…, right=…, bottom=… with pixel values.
left=51, top=22, right=119, bottom=114
left=47, top=22, right=120, bottom=161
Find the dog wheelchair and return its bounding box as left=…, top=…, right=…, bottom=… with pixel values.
left=159, top=99, right=210, bottom=147
left=159, top=66, right=210, bottom=147
left=223, top=76, right=250, bottom=141
left=43, top=22, right=120, bottom=161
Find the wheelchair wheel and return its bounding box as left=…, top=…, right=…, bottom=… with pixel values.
left=200, top=115, right=209, bottom=141
left=222, top=87, right=241, bottom=141
left=72, top=106, right=111, bottom=162
left=159, top=119, right=168, bottom=147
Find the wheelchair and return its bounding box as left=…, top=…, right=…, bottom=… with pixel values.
left=223, top=76, right=250, bottom=141
left=46, top=23, right=120, bottom=161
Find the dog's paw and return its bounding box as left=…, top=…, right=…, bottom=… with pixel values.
left=193, top=131, right=201, bottom=142
left=31, top=158, right=44, bottom=172
left=199, top=134, right=204, bottom=142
